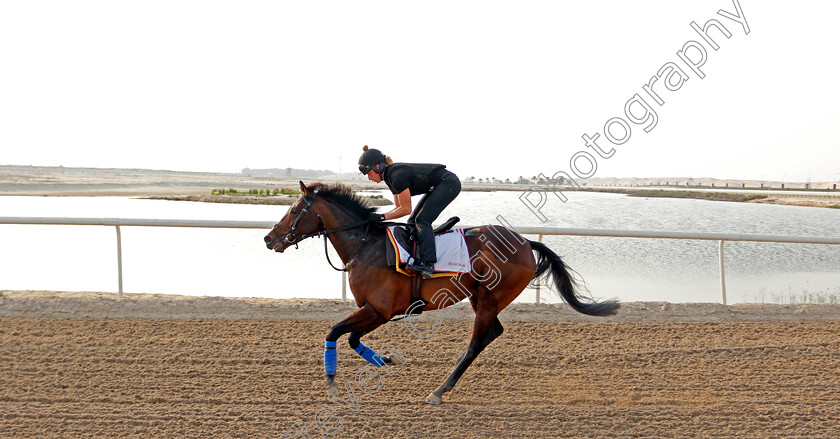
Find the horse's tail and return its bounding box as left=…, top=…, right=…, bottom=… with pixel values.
left=529, top=240, right=620, bottom=316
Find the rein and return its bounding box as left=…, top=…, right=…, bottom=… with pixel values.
left=322, top=220, right=370, bottom=272
left=272, top=192, right=372, bottom=272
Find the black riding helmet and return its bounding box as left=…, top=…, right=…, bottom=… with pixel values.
left=358, top=145, right=387, bottom=174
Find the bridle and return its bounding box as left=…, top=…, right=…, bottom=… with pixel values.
left=272, top=193, right=319, bottom=246
left=271, top=191, right=372, bottom=271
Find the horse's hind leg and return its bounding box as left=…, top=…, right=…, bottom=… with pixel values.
left=348, top=331, right=405, bottom=366
left=324, top=303, right=387, bottom=400
left=426, top=312, right=504, bottom=405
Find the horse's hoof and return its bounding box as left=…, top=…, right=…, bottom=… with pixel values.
left=425, top=392, right=442, bottom=405
left=326, top=379, right=338, bottom=400
left=385, top=355, right=405, bottom=366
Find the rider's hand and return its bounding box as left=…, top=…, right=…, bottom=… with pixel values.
left=369, top=212, right=385, bottom=223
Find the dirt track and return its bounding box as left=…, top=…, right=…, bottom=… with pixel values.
left=3, top=312, right=840, bottom=438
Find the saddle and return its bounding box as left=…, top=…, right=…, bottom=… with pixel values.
left=402, top=216, right=461, bottom=238
left=431, top=216, right=461, bottom=235
left=385, top=216, right=465, bottom=319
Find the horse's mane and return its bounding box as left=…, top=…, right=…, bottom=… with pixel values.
left=308, top=182, right=377, bottom=221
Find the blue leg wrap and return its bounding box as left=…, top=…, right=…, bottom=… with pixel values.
left=324, top=341, right=337, bottom=375
left=354, top=342, right=385, bottom=367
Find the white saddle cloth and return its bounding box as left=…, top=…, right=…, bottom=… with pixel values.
left=386, top=226, right=471, bottom=275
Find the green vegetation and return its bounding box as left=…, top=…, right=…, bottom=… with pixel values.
left=751, top=287, right=839, bottom=304
left=361, top=194, right=384, bottom=199
left=211, top=188, right=301, bottom=197
left=0, top=291, right=5, bottom=298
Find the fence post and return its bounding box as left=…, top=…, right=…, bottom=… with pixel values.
left=535, top=234, right=543, bottom=304
left=342, top=267, right=347, bottom=302
left=115, top=225, right=124, bottom=301
left=718, top=240, right=726, bottom=305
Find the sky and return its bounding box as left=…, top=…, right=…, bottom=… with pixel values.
left=1, top=1, right=839, bottom=183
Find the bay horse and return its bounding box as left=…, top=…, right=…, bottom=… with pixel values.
left=264, top=181, right=619, bottom=405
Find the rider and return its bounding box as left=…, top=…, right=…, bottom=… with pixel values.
left=358, top=145, right=461, bottom=279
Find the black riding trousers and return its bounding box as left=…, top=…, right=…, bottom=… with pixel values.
left=407, top=172, right=461, bottom=263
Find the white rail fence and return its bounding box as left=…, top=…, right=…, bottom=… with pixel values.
left=2, top=216, right=839, bottom=305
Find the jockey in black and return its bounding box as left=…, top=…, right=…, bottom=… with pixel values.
left=358, top=145, right=461, bottom=279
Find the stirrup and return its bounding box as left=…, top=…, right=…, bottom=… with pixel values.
left=407, top=261, right=434, bottom=279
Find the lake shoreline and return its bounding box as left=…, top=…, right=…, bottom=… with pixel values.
left=1, top=165, right=839, bottom=208
left=4, top=184, right=837, bottom=209
left=139, top=194, right=394, bottom=206
left=581, top=188, right=840, bottom=209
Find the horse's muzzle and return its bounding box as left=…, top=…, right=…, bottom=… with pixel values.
left=264, top=234, right=286, bottom=252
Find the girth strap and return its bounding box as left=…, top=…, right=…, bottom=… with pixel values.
left=411, top=271, right=423, bottom=308
left=410, top=240, right=423, bottom=306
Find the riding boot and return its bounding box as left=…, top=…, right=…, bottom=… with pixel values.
left=413, top=224, right=436, bottom=279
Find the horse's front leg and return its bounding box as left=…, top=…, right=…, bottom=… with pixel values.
left=324, top=303, right=387, bottom=400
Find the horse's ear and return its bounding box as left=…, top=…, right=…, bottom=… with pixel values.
left=299, top=181, right=307, bottom=195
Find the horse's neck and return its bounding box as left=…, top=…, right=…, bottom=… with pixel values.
left=327, top=230, right=384, bottom=267
left=322, top=209, right=382, bottom=265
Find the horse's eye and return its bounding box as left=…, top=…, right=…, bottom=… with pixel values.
left=291, top=208, right=298, bottom=214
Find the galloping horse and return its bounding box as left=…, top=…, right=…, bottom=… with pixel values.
left=264, top=182, right=619, bottom=405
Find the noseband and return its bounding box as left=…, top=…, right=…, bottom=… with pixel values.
left=272, top=191, right=372, bottom=271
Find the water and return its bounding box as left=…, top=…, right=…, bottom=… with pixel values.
left=1, top=192, right=838, bottom=304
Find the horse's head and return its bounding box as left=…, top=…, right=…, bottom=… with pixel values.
left=264, top=181, right=324, bottom=253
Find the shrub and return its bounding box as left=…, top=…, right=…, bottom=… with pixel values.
left=211, top=187, right=300, bottom=197
left=755, top=286, right=840, bottom=304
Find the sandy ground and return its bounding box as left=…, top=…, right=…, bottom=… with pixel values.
left=2, top=291, right=840, bottom=438
left=750, top=196, right=840, bottom=209
left=3, top=291, right=840, bottom=323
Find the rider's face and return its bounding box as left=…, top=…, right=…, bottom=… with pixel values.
left=366, top=170, right=382, bottom=183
